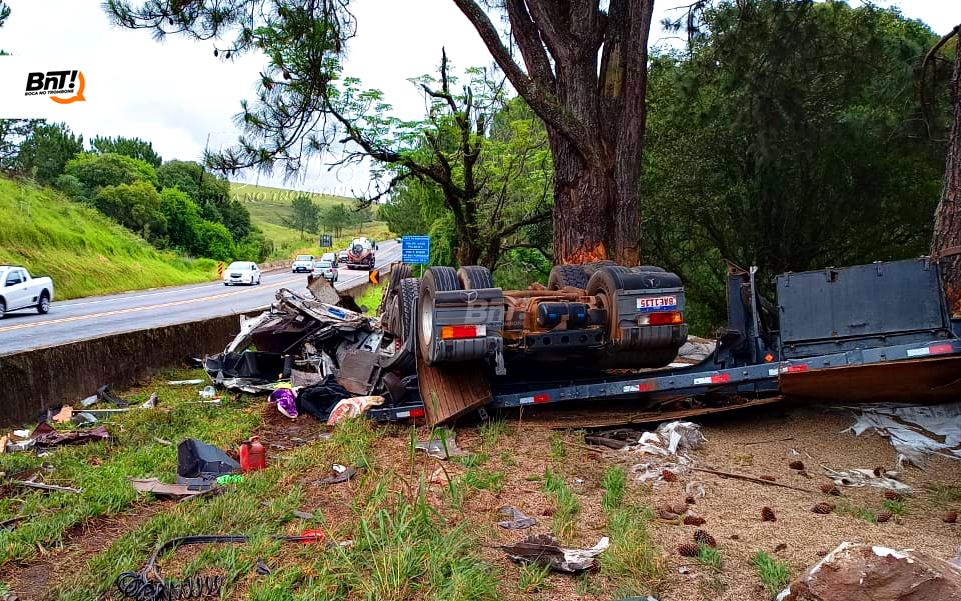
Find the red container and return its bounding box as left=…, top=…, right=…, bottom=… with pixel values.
left=239, top=436, right=266, bottom=473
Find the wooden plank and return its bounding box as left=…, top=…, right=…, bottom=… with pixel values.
left=417, top=355, right=492, bottom=426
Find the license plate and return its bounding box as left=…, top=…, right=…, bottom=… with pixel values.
left=636, top=295, right=677, bottom=312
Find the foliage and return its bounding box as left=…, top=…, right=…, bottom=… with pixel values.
left=601, top=466, right=627, bottom=512
left=157, top=160, right=251, bottom=242
left=65, top=152, right=158, bottom=197
left=16, top=122, right=84, bottom=184
left=601, top=504, right=665, bottom=597
left=94, top=180, right=166, bottom=240
left=644, top=1, right=950, bottom=331
left=285, top=193, right=319, bottom=239
left=751, top=550, right=791, bottom=598
left=195, top=220, right=236, bottom=262
left=0, top=119, right=43, bottom=171
left=159, top=187, right=202, bottom=254
left=91, top=135, right=162, bottom=167
left=0, top=176, right=215, bottom=299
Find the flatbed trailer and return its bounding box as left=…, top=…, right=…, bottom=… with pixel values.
left=368, top=257, right=961, bottom=424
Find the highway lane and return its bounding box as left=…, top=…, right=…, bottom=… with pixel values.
left=0, top=240, right=402, bottom=356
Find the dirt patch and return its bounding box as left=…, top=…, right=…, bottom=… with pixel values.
left=4, top=501, right=173, bottom=600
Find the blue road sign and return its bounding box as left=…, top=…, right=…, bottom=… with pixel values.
left=402, top=235, right=431, bottom=264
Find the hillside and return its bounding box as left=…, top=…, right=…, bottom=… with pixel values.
left=0, top=177, right=217, bottom=300
left=230, top=181, right=391, bottom=259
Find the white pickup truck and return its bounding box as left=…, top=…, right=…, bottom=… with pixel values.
left=0, top=265, right=54, bottom=318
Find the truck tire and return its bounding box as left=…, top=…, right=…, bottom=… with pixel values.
left=418, top=266, right=462, bottom=364
left=380, top=277, right=420, bottom=372
left=457, top=265, right=493, bottom=290
left=36, top=292, right=50, bottom=314
left=548, top=260, right=618, bottom=290
left=0, top=298, right=5, bottom=319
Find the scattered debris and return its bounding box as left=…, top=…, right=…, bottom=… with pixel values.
left=628, top=421, right=706, bottom=484
left=415, top=433, right=466, bottom=460
left=497, top=506, right=537, bottom=530
left=501, top=533, right=609, bottom=573
left=130, top=478, right=209, bottom=500
left=780, top=542, right=961, bottom=601
left=176, top=439, right=240, bottom=490
left=292, top=510, right=314, bottom=520
left=846, top=402, right=961, bottom=466
left=326, top=395, right=385, bottom=425
left=239, top=436, right=267, bottom=472
left=762, top=506, right=777, bottom=522
left=166, top=379, right=205, bottom=386
left=80, top=394, right=98, bottom=407
left=96, top=384, right=129, bottom=407
left=821, top=466, right=911, bottom=492
left=316, top=464, right=357, bottom=485
left=31, top=423, right=110, bottom=448
left=789, top=460, right=805, bottom=471
left=270, top=386, right=297, bottom=419
left=820, top=483, right=841, bottom=496
left=141, top=393, right=158, bottom=409
left=11, top=480, right=82, bottom=494
left=52, top=405, right=73, bottom=424
left=691, top=467, right=811, bottom=493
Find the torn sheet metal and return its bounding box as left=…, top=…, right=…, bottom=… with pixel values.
left=501, top=534, right=610, bottom=573
left=415, top=433, right=466, bottom=459
left=846, top=402, right=961, bottom=466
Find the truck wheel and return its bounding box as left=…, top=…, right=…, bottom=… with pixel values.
left=548, top=260, right=616, bottom=290
left=381, top=277, right=420, bottom=372
left=36, top=292, right=50, bottom=314
left=418, top=267, right=462, bottom=364
left=457, top=265, right=493, bottom=290
left=0, top=298, right=5, bottom=319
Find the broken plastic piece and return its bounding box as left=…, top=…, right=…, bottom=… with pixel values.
left=497, top=506, right=537, bottom=530
left=846, top=402, right=961, bottom=467
left=415, top=433, right=466, bottom=459
left=501, top=533, right=610, bottom=573
left=316, top=464, right=358, bottom=485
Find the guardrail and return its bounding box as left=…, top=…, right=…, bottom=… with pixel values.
left=0, top=264, right=392, bottom=427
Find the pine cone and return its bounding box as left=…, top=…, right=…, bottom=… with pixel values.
left=685, top=495, right=696, bottom=505
left=883, top=490, right=904, bottom=501
left=759, top=475, right=777, bottom=481
left=942, top=510, right=958, bottom=524
left=820, top=483, right=841, bottom=496
left=875, top=510, right=893, bottom=523
left=812, top=502, right=835, bottom=514
left=683, top=515, right=706, bottom=526
left=661, top=469, right=678, bottom=482
left=761, top=506, right=776, bottom=522
left=657, top=504, right=680, bottom=520
left=789, top=460, right=805, bottom=470
left=873, top=466, right=884, bottom=477
left=677, top=542, right=700, bottom=557
left=694, top=530, right=717, bottom=548
left=671, top=502, right=689, bottom=515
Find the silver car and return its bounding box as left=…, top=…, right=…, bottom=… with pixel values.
left=314, top=260, right=338, bottom=282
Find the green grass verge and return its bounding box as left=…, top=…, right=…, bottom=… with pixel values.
left=751, top=550, right=791, bottom=598
left=0, top=177, right=217, bottom=299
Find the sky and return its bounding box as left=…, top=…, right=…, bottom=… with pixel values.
left=1, top=0, right=960, bottom=194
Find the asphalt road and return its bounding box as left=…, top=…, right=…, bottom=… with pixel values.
left=0, top=240, right=402, bottom=356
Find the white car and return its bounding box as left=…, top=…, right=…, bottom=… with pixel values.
left=0, top=265, right=54, bottom=318
left=321, top=252, right=339, bottom=267
left=314, top=260, right=338, bottom=282
left=292, top=254, right=315, bottom=273
left=223, top=261, right=261, bottom=286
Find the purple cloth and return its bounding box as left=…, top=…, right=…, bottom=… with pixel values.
left=270, top=388, right=298, bottom=418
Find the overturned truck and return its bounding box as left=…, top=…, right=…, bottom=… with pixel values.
left=206, top=258, right=961, bottom=426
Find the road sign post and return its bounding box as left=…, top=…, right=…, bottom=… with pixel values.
left=320, top=234, right=333, bottom=248
left=401, top=235, right=430, bottom=267
left=217, top=261, right=224, bottom=278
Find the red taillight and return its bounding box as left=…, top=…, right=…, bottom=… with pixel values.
left=533, top=394, right=550, bottom=404
left=440, top=324, right=487, bottom=340
left=408, top=408, right=425, bottom=418
left=643, top=311, right=683, bottom=326
left=929, top=343, right=954, bottom=355
left=786, top=364, right=809, bottom=373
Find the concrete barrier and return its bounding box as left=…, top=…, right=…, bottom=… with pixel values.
left=0, top=263, right=395, bottom=427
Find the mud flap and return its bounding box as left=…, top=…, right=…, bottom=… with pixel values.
left=417, top=354, right=492, bottom=426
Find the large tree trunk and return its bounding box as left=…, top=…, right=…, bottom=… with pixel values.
left=452, top=0, right=653, bottom=266
left=932, top=34, right=961, bottom=315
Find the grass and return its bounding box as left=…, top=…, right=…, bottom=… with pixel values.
left=697, top=544, right=723, bottom=571
left=0, top=177, right=217, bottom=299
left=834, top=500, right=879, bottom=524
left=355, top=282, right=386, bottom=314
left=548, top=432, right=566, bottom=462
left=230, top=181, right=392, bottom=260
left=751, top=550, right=791, bottom=599
left=479, top=419, right=510, bottom=450
left=601, top=466, right=627, bottom=512
left=601, top=504, right=665, bottom=597
left=541, top=468, right=580, bottom=541
left=925, top=482, right=961, bottom=507
left=516, top=562, right=551, bottom=593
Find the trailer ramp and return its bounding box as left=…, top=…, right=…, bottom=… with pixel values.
left=417, top=355, right=492, bottom=425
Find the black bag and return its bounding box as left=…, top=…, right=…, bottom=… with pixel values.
left=296, top=376, right=350, bottom=421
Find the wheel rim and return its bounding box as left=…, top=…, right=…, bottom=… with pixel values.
left=420, top=293, right=434, bottom=347
left=41, top=298, right=49, bottom=311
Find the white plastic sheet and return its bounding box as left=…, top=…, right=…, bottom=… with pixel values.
left=847, top=403, right=961, bottom=467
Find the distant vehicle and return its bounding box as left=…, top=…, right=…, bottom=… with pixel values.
left=338, top=250, right=349, bottom=264
left=314, top=260, right=338, bottom=282
left=346, top=237, right=376, bottom=270
left=292, top=254, right=315, bottom=273
left=0, top=265, right=53, bottom=318
left=321, top=252, right=338, bottom=267
left=224, top=261, right=261, bottom=286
